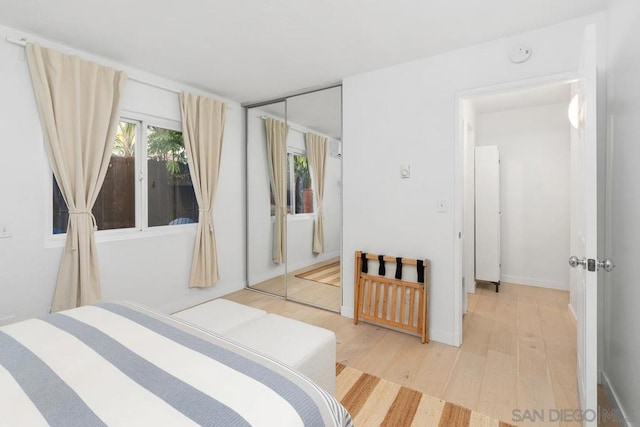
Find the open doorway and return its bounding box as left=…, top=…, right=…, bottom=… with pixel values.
left=453, top=80, right=584, bottom=418
left=460, top=80, right=579, bottom=304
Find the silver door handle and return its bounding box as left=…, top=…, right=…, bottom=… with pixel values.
left=568, top=256, right=587, bottom=269
left=598, top=258, right=615, bottom=272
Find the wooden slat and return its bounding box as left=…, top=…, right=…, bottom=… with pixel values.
left=367, top=280, right=375, bottom=316
left=408, top=289, right=415, bottom=327
left=373, top=280, right=382, bottom=319
left=381, top=282, right=389, bottom=320
left=390, top=284, right=398, bottom=324
left=360, top=253, right=423, bottom=266
left=399, top=285, right=406, bottom=327
left=358, top=279, right=366, bottom=315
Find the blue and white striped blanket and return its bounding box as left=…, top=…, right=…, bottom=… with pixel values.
left=0, top=302, right=353, bottom=426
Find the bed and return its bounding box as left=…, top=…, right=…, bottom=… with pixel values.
left=0, top=302, right=352, bottom=427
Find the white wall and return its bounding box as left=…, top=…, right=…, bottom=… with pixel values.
left=0, top=24, right=246, bottom=322
left=342, top=14, right=605, bottom=345
left=246, top=108, right=341, bottom=286
left=476, top=102, right=571, bottom=290
left=604, top=0, right=640, bottom=423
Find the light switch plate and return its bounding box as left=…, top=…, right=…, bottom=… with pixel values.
left=437, top=198, right=447, bottom=213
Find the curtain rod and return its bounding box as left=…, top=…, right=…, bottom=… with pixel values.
left=6, top=37, right=26, bottom=46
left=5, top=36, right=230, bottom=108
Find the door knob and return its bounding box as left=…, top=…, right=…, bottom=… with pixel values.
left=568, top=255, right=586, bottom=269
left=598, top=258, right=615, bottom=272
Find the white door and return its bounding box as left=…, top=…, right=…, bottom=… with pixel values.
left=475, top=145, right=500, bottom=283
left=569, top=24, right=598, bottom=423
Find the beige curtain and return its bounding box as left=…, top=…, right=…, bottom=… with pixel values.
left=26, top=44, right=125, bottom=312
left=305, top=133, right=328, bottom=254
left=180, top=93, right=227, bottom=287
left=265, top=118, right=289, bottom=264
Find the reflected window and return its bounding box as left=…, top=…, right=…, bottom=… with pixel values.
left=270, top=151, right=314, bottom=216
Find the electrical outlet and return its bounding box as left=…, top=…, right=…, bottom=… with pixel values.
left=0, top=225, right=11, bottom=238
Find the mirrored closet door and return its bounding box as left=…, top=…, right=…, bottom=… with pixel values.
left=246, top=87, right=342, bottom=311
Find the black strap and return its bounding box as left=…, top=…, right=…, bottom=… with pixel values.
left=417, top=260, right=425, bottom=283
left=378, top=255, right=386, bottom=276
left=361, top=252, right=368, bottom=273
left=395, top=257, right=403, bottom=280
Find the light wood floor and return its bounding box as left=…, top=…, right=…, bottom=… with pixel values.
left=249, top=257, right=341, bottom=311
left=225, top=281, right=618, bottom=426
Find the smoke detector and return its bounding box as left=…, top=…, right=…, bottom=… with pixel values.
left=509, top=46, right=532, bottom=63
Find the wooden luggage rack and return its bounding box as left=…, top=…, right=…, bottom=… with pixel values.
left=353, top=251, right=430, bottom=343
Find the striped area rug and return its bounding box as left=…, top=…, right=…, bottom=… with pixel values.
left=336, top=363, right=515, bottom=427
left=295, top=261, right=341, bottom=287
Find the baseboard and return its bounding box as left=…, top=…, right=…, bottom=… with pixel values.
left=602, top=371, right=634, bottom=427
left=249, top=269, right=286, bottom=287
left=341, top=306, right=456, bottom=346
left=500, top=275, right=568, bottom=291
left=287, top=251, right=341, bottom=273
left=249, top=251, right=341, bottom=286
left=341, top=305, right=354, bottom=318
left=429, top=328, right=456, bottom=346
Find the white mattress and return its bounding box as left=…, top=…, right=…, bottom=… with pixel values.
left=224, top=313, right=337, bottom=394
left=172, top=299, right=267, bottom=335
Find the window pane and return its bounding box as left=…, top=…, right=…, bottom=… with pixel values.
left=147, top=125, right=198, bottom=226
left=293, top=154, right=313, bottom=214
left=52, top=121, right=137, bottom=233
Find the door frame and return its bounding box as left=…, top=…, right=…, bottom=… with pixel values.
left=453, top=71, right=577, bottom=347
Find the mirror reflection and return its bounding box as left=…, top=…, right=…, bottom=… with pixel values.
left=246, top=87, right=342, bottom=311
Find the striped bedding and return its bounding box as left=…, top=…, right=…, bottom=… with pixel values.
left=0, top=302, right=353, bottom=427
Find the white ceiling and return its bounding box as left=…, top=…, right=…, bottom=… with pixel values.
left=0, top=0, right=604, bottom=103
left=472, top=82, right=572, bottom=114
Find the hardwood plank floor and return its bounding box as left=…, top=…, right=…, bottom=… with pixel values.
left=223, top=281, right=617, bottom=426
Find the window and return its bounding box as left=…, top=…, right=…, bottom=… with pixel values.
left=52, top=118, right=198, bottom=235
left=270, top=151, right=314, bottom=216
left=146, top=125, right=198, bottom=227
left=290, top=153, right=314, bottom=214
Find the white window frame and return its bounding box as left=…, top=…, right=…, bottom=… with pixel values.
left=45, top=111, right=197, bottom=247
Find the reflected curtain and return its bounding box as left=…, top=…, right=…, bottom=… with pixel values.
left=180, top=92, right=227, bottom=287
left=265, top=118, right=289, bottom=264
left=26, top=43, right=125, bottom=311
left=305, top=133, right=328, bottom=254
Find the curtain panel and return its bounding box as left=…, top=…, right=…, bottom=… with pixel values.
left=305, top=133, right=328, bottom=254
left=264, top=118, right=289, bottom=264
left=26, top=43, right=125, bottom=311
left=180, top=93, right=227, bottom=287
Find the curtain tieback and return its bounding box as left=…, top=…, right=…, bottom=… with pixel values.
left=69, top=211, right=98, bottom=230
left=68, top=211, right=98, bottom=251
left=198, top=209, right=213, bottom=232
